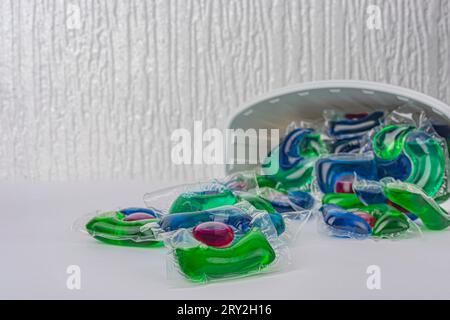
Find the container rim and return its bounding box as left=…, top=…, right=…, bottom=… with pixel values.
left=227, top=80, right=450, bottom=132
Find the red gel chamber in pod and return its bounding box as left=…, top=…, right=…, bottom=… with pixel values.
left=193, top=222, right=235, bottom=248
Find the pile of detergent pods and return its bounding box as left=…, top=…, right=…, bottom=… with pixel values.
left=82, top=181, right=309, bottom=283
left=80, top=105, right=450, bottom=283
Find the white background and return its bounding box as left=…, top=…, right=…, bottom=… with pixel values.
left=1, top=0, right=449, bottom=182
left=1, top=1, right=450, bottom=299
left=2, top=182, right=450, bottom=299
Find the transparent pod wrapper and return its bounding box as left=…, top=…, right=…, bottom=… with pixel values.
left=257, top=111, right=386, bottom=194
left=316, top=174, right=423, bottom=240
left=371, top=104, right=450, bottom=199
left=143, top=172, right=260, bottom=215
left=77, top=171, right=312, bottom=249
left=259, top=121, right=328, bottom=193
left=162, top=202, right=291, bottom=285
left=380, top=178, right=450, bottom=231
left=315, top=174, right=450, bottom=240
left=316, top=203, right=422, bottom=241
left=142, top=196, right=310, bottom=246
left=255, top=187, right=314, bottom=243
left=74, top=207, right=164, bottom=248
left=143, top=175, right=313, bottom=244
left=322, top=109, right=385, bottom=154
left=315, top=104, right=450, bottom=201
left=218, top=171, right=260, bottom=192
left=143, top=181, right=234, bottom=215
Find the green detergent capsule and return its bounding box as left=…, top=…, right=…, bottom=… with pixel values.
left=236, top=193, right=276, bottom=213
left=373, top=125, right=414, bottom=161
left=169, top=189, right=237, bottom=214
left=256, top=175, right=278, bottom=189
left=322, top=193, right=365, bottom=210
left=351, top=204, right=411, bottom=238
left=86, top=212, right=161, bottom=247
left=356, top=204, right=398, bottom=220
left=373, top=125, right=446, bottom=197
left=404, top=132, right=445, bottom=197
left=175, top=229, right=276, bottom=282
left=261, top=129, right=326, bottom=191
left=371, top=210, right=410, bottom=238
left=383, top=180, right=450, bottom=231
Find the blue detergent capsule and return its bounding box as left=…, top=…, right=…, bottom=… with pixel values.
left=269, top=212, right=286, bottom=235
left=288, top=191, right=315, bottom=210
left=353, top=178, right=387, bottom=205
left=265, top=191, right=315, bottom=213
left=269, top=199, right=294, bottom=213
left=120, top=207, right=158, bottom=218
left=328, top=111, right=384, bottom=137
left=331, top=136, right=365, bottom=154
left=261, top=128, right=326, bottom=190
left=279, top=128, right=317, bottom=170
left=321, top=205, right=372, bottom=238
left=315, top=154, right=378, bottom=194
left=376, top=154, right=412, bottom=181
left=158, top=207, right=252, bottom=233
left=158, top=207, right=285, bottom=235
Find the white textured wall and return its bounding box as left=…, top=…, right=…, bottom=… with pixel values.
left=1, top=0, right=449, bottom=182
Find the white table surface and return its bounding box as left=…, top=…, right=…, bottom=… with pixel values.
left=2, top=181, right=450, bottom=300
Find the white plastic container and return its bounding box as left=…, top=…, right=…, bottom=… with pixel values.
left=226, top=80, right=450, bottom=175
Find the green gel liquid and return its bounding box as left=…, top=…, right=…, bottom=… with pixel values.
left=262, top=133, right=326, bottom=190
left=404, top=136, right=445, bottom=197
left=299, top=134, right=325, bottom=158
left=356, top=204, right=397, bottom=220
left=86, top=212, right=161, bottom=247
left=236, top=193, right=276, bottom=213
left=175, top=229, right=276, bottom=282
left=383, top=180, right=450, bottom=230
left=263, top=148, right=315, bottom=189
left=373, top=125, right=446, bottom=197
left=169, top=189, right=237, bottom=214
left=370, top=209, right=409, bottom=237
left=373, top=125, right=414, bottom=160
left=372, top=212, right=409, bottom=237
left=436, top=192, right=450, bottom=205
left=322, top=193, right=365, bottom=209
left=353, top=204, right=411, bottom=237
left=256, top=175, right=278, bottom=189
